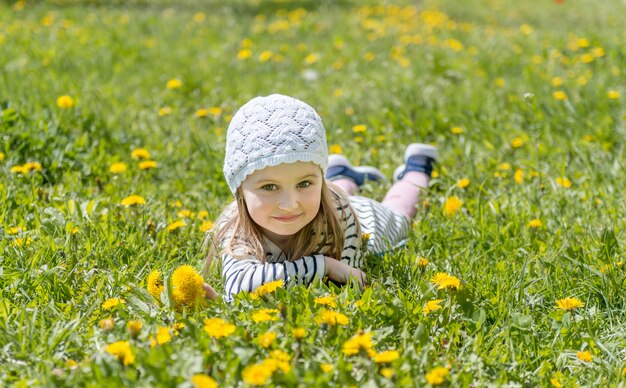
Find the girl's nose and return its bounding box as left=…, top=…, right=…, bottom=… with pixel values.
left=278, top=190, right=298, bottom=210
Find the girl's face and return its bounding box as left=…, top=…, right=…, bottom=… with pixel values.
left=241, top=162, right=323, bottom=247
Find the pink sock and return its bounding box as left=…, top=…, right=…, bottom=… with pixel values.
left=381, top=172, right=429, bottom=219
left=332, top=178, right=359, bottom=196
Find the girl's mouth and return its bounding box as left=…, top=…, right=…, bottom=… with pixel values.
left=273, top=214, right=301, bottom=222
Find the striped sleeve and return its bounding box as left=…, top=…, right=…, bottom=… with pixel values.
left=222, top=253, right=326, bottom=302
left=337, top=198, right=363, bottom=269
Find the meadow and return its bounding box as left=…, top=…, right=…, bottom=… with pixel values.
left=1, top=0, right=625, bottom=386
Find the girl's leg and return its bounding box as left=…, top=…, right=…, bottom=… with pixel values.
left=381, top=171, right=429, bottom=220
left=331, top=178, right=359, bottom=196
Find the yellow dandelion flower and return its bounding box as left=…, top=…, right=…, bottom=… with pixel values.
left=363, top=52, right=376, bottom=61
left=159, top=107, right=173, bottom=116
left=495, top=78, right=506, bottom=88
left=203, top=318, right=236, bottom=339
left=197, top=210, right=209, bottom=220
left=177, top=209, right=194, bottom=219
left=511, top=137, right=525, bottom=148
left=342, top=331, right=373, bottom=356
left=556, top=297, right=584, bottom=310
left=430, top=272, right=461, bottom=290
left=417, top=257, right=429, bottom=267
left=380, top=368, right=395, bottom=378
left=147, top=270, right=164, bottom=300
left=425, top=366, right=449, bottom=385
left=242, top=363, right=272, bottom=385
left=551, top=77, right=564, bottom=87
left=11, top=165, right=28, bottom=174
left=314, top=295, right=337, bottom=308
left=105, top=341, right=134, bottom=366
left=100, top=318, right=115, bottom=331
left=607, top=90, right=620, bottom=100
left=553, top=91, right=568, bottom=101
left=250, top=279, right=284, bottom=299
left=450, top=126, right=464, bottom=134
left=56, top=95, right=75, bottom=109
left=191, top=374, right=217, bottom=388
left=251, top=308, right=280, bottom=323
left=304, top=53, right=319, bottom=64
left=171, top=265, right=205, bottom=308
left=592, top=47, right=605, bottom=57
left=139, top=160, right=158, bottom=170
left=195, top=108, right=209, bottom=118
left=550, top=376, right=562, bottom=388
left=320, top=363, right=333, bottom=373
left=200, top=221, right=214, bottom=232
left=422, top=299, right=444, bottom=314
left=12, top=237, right=32, bottom=247
left=192, top=12, right=206, bottom=23
left=6, top=227, right=24, bottom=235
left=127, top=320, right=142, bottom=337
left=120, top=195, right=146, bottom=207
left=315, top=309, right=349, bottom=326
left=0, top=151, right=4, bottom=161
left=166, top=79, right=182, bottom=89
left=102, top=297, right=124, bottom=310
left=151, top=326, right=171, bottom=346
left=528, top=219, right=542, bottom=229
left=259, top=50, right=273, bottom=62
left=131, top=148, right=150, bottom=160
left=514, top=168, right=524, bottom=184
left=292, top=328, right=306, bottom=339
left=352, top=124, right=367, bottom=133
left=372, top=350, right=400, bottom=363
left=258, top=331, right=277, bottom=348
left=165, top=220, right=186, bottom=232
left=580, top=53, right=594, bottom=63
left=456, top=178, right=470, bottom=189
left=109, top=162, right=127, bottom=174
left=519, top=24, right=533, bottom=35
left=208, top=107, right=222, bottom=116
left=555, top=177, right=572, bottom=188
left=577, top=350, right=593, bottom=362
left=329, top=144, right=342, bottom=154
left=443, top=196, right=462, bottom=216
left=237, top=48, right=252, bottom=60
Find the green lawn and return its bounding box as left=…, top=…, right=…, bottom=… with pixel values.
left=1, top=0, right=625, bottom=386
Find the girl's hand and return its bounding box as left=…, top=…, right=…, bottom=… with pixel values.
left=203, top=283, right=219, bottom=300
left=324, top=257, right=367, bottom=289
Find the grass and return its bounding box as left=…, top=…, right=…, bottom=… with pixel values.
left=1, top=0, right=625, bottom=386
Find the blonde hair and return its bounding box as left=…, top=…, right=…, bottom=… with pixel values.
left=203, top=180, right=360, bottom=277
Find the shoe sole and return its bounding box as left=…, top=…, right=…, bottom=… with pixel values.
left=327, top=154, right=386, bottom=182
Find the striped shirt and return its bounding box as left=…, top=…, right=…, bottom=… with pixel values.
left=221, top=194, right=410, bottom=301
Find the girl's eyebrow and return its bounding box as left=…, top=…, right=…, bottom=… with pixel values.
left=255, top=173, right=319, bottom=184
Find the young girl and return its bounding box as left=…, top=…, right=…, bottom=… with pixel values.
left=203, top=94, right=437, bottom=302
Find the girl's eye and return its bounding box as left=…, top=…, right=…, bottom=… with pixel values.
left=261, top=184, right=278, bottom=191
left=297, top=181, right=311, bottom=188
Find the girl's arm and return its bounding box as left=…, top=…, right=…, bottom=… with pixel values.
left=222, top=253, right=326, bottom=302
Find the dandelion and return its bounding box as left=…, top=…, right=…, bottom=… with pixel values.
left=425, top=366, right=449, bottom=385
left=166, top=79, right=182, bottom=89
left=443, top=196, right=462, bottom=216
left=456, top=178, right=470, bottom=189
left=315, top=309, right=349, bottom=326
left=580, top=53, right=594, bottom=63
left=320, top=363, right=333, bottom=373
left=251, top=308, right=280, bottom=323
left=165, top=220, right=186, bottom=232
left=550, top=376, right=562, bottom=387
left=56, top=95, right=75, bottom=109
left=237, top=49, right=252, bottom=60
left=195, top=108, right=209, bottom=118
left=12, top=237, right=32, bottom=247
left=203, top=318, right=236, bottom=339
left=329, top=144, right=342, bottom=154
left=192, top=12, right=206, bottom=23
left=352, top=124, right=367, bottom=133
left=495, top=78, right=506, bottom=88
left=514, top=168, right=524, bottom=184
left=191, top=374, right=217, bottom=388
left=139, top=160, right=158, bottom=170
left=197, top=211, right=209, bottom=220
left=109, top=162, right=127, bottom=174
left=422, top=299, right=444, bottom=314
left=380, top=368, right=395, bottom=378
left=100, top=318, right=115, bottom=331
left=105, top=341, right=134, bottom=366
left=131, top=148, right=151, bottom=160
left=200, top=221, right=213, bottom=232
left=607, top=90, right=620, bottom=100
left=372, top=350, right=400, bottom=363
left=147, top=270, right=164, bottom=300
left=208, top=107, right=222, bottom=116
left=177, top=209, right=194, bottom=218
left=551, top=77, right=564, bottom=87
left=528, top=219, right=542, bottom=229
left=342, top=331, right=373, bottom=356
left=171, top=265, right=205, bottom=308
left=150, top=326, right=172, bottom=346
left=417, top=257, right=429, bottom=267
left=577, top=350, right=593, bottom=362
left=511, top=137, right=526, bottom=148
left=120, top=195, right=146, bottom=207
left=555, top=177, right=572, bottom=188
left=314, top=295, right=337, bottom=308
left=250, top=279, right=284, bottom=299
left=127, top=320, right=142, bottom=337
left=159, top=107, right=173, bottom=116
left=519, top=24, right=533, bottom=35
left=258, top=331, right=277, bottom=348
left=102, top=298, right=124, bottom=310
left=292, top=328, right=306, bottom=339
left=304, top=53, right=319, bottom=64
left=556, top=297, right=584, bottom=310
left=553, top=91, right=568, bottom=101
left=450, top=126, right=464, bottom=134
left=6, top=227, right=24, bottom=235
left=259, top=50, right=273, bottom=62
left=242, top=363, right=272, bottom=385
left=430, top=272, right=461, bottom=290
left=0, top=152, right=4, bottom=161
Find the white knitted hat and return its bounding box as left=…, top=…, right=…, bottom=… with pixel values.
left=224, top=94, right=328, bottom=194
